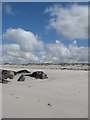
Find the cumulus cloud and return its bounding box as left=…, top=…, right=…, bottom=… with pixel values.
left=45, top=4, right=88, bottom=40
left=40, top=40, right=88, bottom=63
left=2, top=28, right=44, bottom=64
left=2, top=44, right=40, bottom=64
left=56, top=40, right=60, bottom=44
left=2, top=28, right=88, bottom=64
left=3, top=28, right=44, bottom=52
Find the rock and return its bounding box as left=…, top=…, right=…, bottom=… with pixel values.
left=2, top=70, right=14, bottom=80
left=17, top=75, right=25, bottom=82
left=0, top=70, right=11, bottom=84
left=30, top=71, right=48, bottom=79
left=9, top=71, right=15, bottom=79
left=15, top=70, right=30, bottom=75
left=48, top=103, right=52, bottom=106
left=13, top=71, right=17, bottom=75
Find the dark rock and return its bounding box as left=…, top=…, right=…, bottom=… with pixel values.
left=17, top=75, right=25, bottom=82
left=48, top=103, right=52, bottom=106
left=31, top=71, right=48, bottom=79
left=0, top=70, right=11, bottom=84
left=2, top=70, right=14, bottom=80
left=13, top=71, right=17, bottom=75
left=15, top=70, right=30, bottom=75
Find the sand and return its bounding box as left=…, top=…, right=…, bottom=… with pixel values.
left=0, top=84, right=2, bottom=119
left=0, top=65, right=88, bottom=118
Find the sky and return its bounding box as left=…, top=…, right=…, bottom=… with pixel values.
left=1, top=2, right=89, bottom=64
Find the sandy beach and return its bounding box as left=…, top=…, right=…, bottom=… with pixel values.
left=0, top=83, right=2, bottom=119
left=1, top=1, right=89, bottom=118
left=0, top=65, right=88, bottom=118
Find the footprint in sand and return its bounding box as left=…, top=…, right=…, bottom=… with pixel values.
left=28, top=85, right=31, bottom=88
left=15, top=97, right=19, bottom=99
left=28, top=85, right=32, bottom=88
left=38, top=100, right=40, bottom=103
left=78, top=91, right=80, bottom=93
left=10, top=93, right=14, bottom=96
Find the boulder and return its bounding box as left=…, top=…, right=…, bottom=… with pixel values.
left=9, top=71, right=14, bottom=79
left=2, top=70, right=14, bottom=80
left=30, top=71, right=48, bottom=79
left=17, top=75, right=25, bottom=82
left=15, top=70, right=30, bottom=75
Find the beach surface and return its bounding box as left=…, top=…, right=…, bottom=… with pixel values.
left=0, top=65, right=88, bottom=118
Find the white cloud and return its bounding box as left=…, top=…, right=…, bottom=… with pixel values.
left=2, top=28, right=88, bottom=64
left=45, top=4, right=88, bottom=40
left=2, top=44, right=40, bottom=64
left=40, top=40, right=88, bottom=63
left=3, top=28, right=44, bottom=52
left=2, top=28, right=44, bottom=64
left=2, top=44, right=20, bottom=63
left=73, top=40, right=77, bottom=45
left=2, top=40, right=88, bottom=64
left=5, top=4, right=15, bottom=15
left=3, top=44, right=20, bottom=52
left=56, top=40, right=60, bottom=44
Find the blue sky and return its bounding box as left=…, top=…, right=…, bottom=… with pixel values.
left=2, top=2, right=88, bottom=63
left=2, top=2, right=88, bottom=46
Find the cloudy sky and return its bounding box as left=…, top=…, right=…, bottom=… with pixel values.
left=2, top=2, right=88, bottom=64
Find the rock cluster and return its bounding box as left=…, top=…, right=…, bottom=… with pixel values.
left=0, top=69, right=48, bottom=84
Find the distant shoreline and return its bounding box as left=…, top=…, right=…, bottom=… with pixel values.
left=0, top=63, right=89, bottom=71
left=0, top=62, right=90, bottom=66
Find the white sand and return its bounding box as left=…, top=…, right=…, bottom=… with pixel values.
left=0, top=84, right=2, bottom=119
left=1, top=65, right=88, bottom=118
